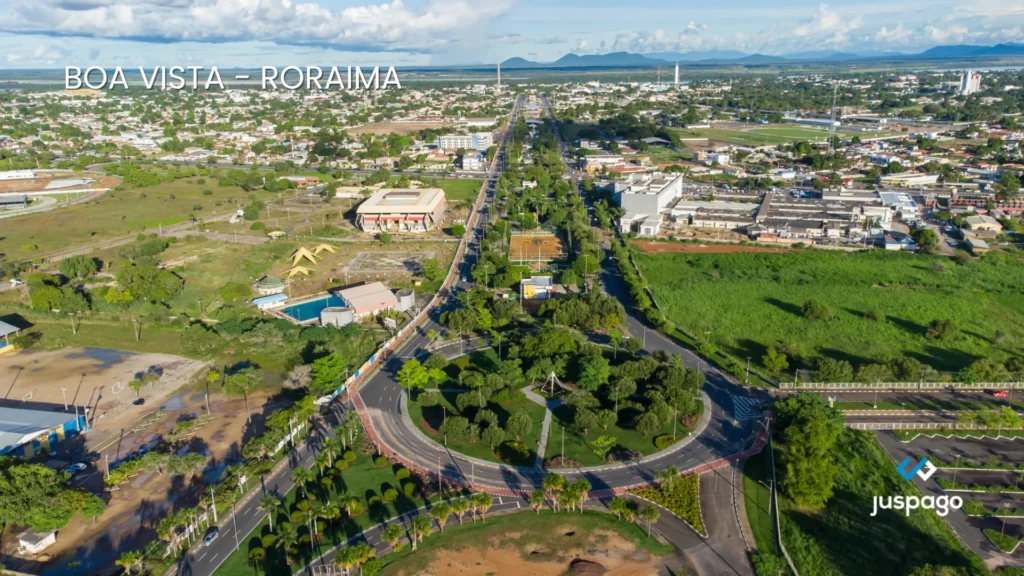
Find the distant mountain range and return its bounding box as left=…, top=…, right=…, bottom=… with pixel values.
left=498, top=43, right=1024, bottom=69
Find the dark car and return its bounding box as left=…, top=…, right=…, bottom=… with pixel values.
left=203, top=527, right=219, bottom=546
left=132, top=398, right=145, bottom=406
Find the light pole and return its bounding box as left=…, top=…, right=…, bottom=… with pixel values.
left=437, top=455, right=442, bottom=495
left=672, top=403, right=678, bottom=441
left=442, top=405, right=447, bottom=446
left=561, top=426, right=565, bottom=462
left=745, top=357, right=751, bottom=384
left=60, top=387, right=68, bottom=411
left=210, top=487, right=217, bottom=522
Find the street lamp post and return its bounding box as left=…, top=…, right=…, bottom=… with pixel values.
left=443, top=406, right=447, bottom=446
left=60, top=387, right=68, bottom=411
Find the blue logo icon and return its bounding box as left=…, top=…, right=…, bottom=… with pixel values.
left=896, top=457, right=937, bottom=482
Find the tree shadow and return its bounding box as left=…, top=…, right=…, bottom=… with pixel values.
left=764, top=297, right=802, bottom=318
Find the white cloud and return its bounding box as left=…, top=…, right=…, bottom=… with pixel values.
left=5, top=53, right=21, bottom=62
left=792, top=4, right=862, bottom=47
left=0, top=0, right=515, bottom=53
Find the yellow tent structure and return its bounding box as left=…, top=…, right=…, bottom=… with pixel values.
left=313, top=243, right=336, bottom=256
left=290, top=247, right=318, bottom=266
left=285, top=266, right=314, bottom=279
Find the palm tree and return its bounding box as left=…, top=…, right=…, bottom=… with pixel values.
left=472, top=493, right=493, bottom=521
left=247, top=547, right=266, bottom=572
left=639, top=505, right=660, bottom=538
left=292, top=466, right=314, bottom=499
left=115, top=551, right=144, bottom=575
left=302, top=507, right=318, bottom=549
left=309, top=501, right=326, bottom=538
left=410, top=515, right=432, bottom=550
left=609, top=496, right=628, bottom=520
left=275, top=524, right=299, bottom=564
left=315, top=452, right=331, bottom=477
left=381, top=522, right=404, bottom=551
left=334, top=545, right=361, bottom=574
left=429, top=502, right=452, bottom=532
left=450, top=498, right=470, bottom=524
left=622, top=504, right=637, bottom=523
left=572, top=478, right=591, bottom=514
left=529, top=488, right=545, bottom=514
left=543, top=473, right=566, bottom=512
left=259, top=494, right=281, bottom=533
left=320, top=503, right=341, bottom=527
left=656, top=466, right=680, bottom=492
left=322, top=436, right=341, bottom=468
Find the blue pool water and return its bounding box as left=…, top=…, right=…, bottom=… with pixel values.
left=281, top=294, right=345, bottom=322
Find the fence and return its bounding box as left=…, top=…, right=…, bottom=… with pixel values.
left=781, top=381, right=1024, bottom=391
left=848, top=421, right=1024, bottom=431
left=767, top=434, right=800, bottom=576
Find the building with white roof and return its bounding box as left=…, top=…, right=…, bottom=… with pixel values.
left=355, top=188, right=447, bottom=233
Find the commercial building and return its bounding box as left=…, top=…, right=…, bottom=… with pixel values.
left=461, top=152, right=483, bottom=170
left=0, top=406, right=87, bottom=457
left=878, top=191, right=922, bottom=224
left=0, top=169, right=35, bottom=181
left=463, top=117, right=498, bottom=128
left=355, top=188, right=447, bottom=233
left=964, top=214, right=1003, bottom=232
left=337, top=282, right=399, bottom=318
left=960, top=71, right=982, bottom=95
left=879, top=173, right=940, bottom=187
left=583, top=153, right=625, bottom=172
left=0, top=194, right=28, bottom=209
left=614, top=173, right=684, bottom=235
left=438, top=132, right=494, bottom=151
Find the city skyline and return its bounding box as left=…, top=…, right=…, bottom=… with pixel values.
left=2, top=0, right=1024, bottom=69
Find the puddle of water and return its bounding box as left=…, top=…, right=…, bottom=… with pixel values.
left=189, top=392, right=206, bottom=402
left=65, top=348, right=136, bottom=370
left=161, top=391, right=187, bottom=412
left=202, top=460, right=228, bottom=484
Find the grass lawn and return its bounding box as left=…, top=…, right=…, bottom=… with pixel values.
left=214, top=453, right=432, bottom=576
left=407, top=388, right=546, bottom=467
left=778, top=429, right=989, bottom=576
left=742, top=449, right=778, bottom=555
left=634, top=248, right=1024, bottom=377
left=419, top=177, right=483, bottom=203
left=547, top=402, right=680, bottom=467
left=0, top=178, right=253, bottom=260
left=378, top=509, right=674, bottom=575
left=0, top=314, right=184, bottom=355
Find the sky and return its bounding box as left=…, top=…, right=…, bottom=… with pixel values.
left=2, top=0, right=1024, bottom=69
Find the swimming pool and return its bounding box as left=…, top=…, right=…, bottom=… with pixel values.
left=281, top=293, right=345, bottom=322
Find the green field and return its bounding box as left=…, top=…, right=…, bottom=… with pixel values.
left=0, top=178, right=251, bottom=260
left=672, top=126, right=828, bottom=147
left=424, top=178, right=484, bottom=203
left=634, top=248, right=1024, bottom=377
left=778, top=430, right=988, bottom=576
left=742, top=450, right=778, bottom=556
left=378, top=509, right=673, bottom=575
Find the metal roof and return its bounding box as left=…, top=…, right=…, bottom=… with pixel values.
left=0, top=407, right=80, bottom=455
left=0, top=320, right=19, bottom=338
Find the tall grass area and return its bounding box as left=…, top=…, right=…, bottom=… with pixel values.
left=778, top=430, right=987, bottom=576
left=423, top=178, right=483, bottom=202
left=634, top=248, right=1024, bottom=375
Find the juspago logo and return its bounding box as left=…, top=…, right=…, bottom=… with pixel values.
left=870, top=457, right=962, bottom=517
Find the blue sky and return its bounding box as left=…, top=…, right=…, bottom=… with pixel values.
left=1, top=0, right=1023, bottom=68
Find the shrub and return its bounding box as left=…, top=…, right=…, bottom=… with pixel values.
left=348, top=501, right=365, bottom=517
left=654, top=434, right=678, bottom=450
left=334, top=459, right=349, bottom=470
left=374, top=456, right=388, bottom=468
left=632, top=475, right=704, bottom=534
left=801, top=299, right=833, bottom=321
left=499, top=440, right=531, bottom=462
left=403, top=482, right=417, bottom=497
left=383, top=488, right=398, bottom=502
left=250, top=221, right=266, bottom=230
left=343, top=450, right=356, bottom=462
left=395, top=468, right=411, bottom=480
left=368, top=495, right=382, bottom=507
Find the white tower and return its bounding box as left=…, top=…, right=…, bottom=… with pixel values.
left=497, top=62, right=502, bottom=93
left=675, top=63, right=680, bottom=86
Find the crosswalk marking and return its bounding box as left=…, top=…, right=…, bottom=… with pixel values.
left=731, top=396, right=763, bottom=422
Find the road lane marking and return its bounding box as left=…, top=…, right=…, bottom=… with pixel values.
left=198, top=553, right=207, bottom=562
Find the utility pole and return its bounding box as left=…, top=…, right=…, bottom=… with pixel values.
left=211, top=487, right=218, bottom=522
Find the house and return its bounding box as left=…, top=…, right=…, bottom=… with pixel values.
left=966, top=237, right=990, bottom=255
left=520, top=276, right=554, bottom=300
left=883, top=233, right=917, bottom=251
left=18, top=529, right=56, bottom=555
left=0, top=406, right=87, bottom=457
left=964, top=214, right=1003, bottom=232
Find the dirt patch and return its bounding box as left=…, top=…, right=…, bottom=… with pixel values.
left=349, top=121, right=446, bottom=136
left=632, top=241, right=791, bottom=254
left=0, top=178, right=53, bottom=192
left=509, top=234, right=565, bottom=262
left=403, top=529, right=668, bottom=576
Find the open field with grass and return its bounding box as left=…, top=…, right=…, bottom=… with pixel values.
left=779, top=430, right=989, bottom=576
left=377, top=509, right=676, bottom=576
left=742, top=450, right=777, bottom=556
left=426, top=177, right=484, bottom=202
left=672, top=124, right=900, bottom=147
left=634, top=248, right=1024, bottom=376
left=548, top=402, right=683, bottom=468
left=0, top=178, right=251, bottom=260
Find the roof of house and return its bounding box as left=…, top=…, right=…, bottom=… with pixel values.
left=337, top=282, right=398, bottom=315
left=356, top=188, right=446, bottom=215
left=0, top=194, right=28, bottom=204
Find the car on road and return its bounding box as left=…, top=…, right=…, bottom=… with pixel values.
left=66, top=462, right=88, bottom=472
left=992, top=390, right=1010, bottom=398
left=203, top=527, right=219, bottom=546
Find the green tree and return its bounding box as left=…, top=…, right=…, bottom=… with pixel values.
left=505, top=411, right=532, bottom=441
left=775, top=393, right=844, bottom=509
left=762, top=349, right=789, bottom=376
left=801, top=299, right=833, bottom=321
left=397, top=358, right=429, bottom=394
left=311, top=355, right=348, bottom=394
left=576, top=355, right=611, bottom=391
left=635, top=410, right=662, bottom=438
left=639, top=505, right=660, bottom=537
left=58, top=255, right=98, bottom=280
left=591, top=435, right=617, bottom=461
left=911, top=228, right=940, bottom=253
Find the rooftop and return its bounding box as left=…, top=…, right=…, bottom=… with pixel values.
left=356, top=188, right=446, bottom=214
left=0, top=406, right=81, bottom=455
